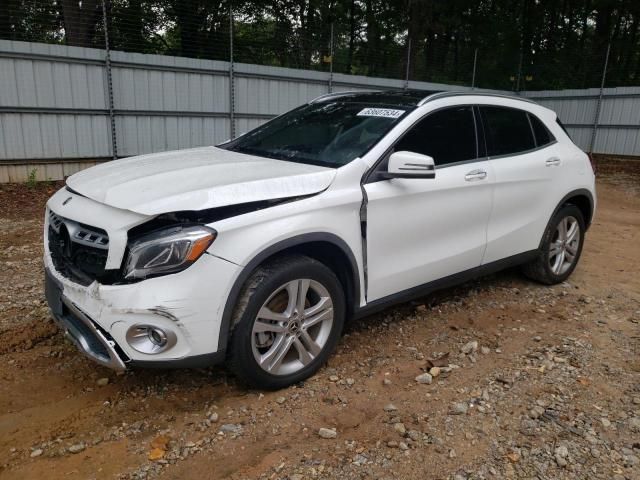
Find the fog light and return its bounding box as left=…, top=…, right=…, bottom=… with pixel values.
left=126, top=325, right=177, bottom=354
left=148, top=327, right=167, bottom=347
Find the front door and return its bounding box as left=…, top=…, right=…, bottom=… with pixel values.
left=364, top=105, right=494, bottom=302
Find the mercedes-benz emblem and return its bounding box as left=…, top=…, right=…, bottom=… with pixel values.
left=62, top=197, right=72, bottom=205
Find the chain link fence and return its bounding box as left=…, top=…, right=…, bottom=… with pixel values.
left=0, top=0, right=638, bottom=180
left=2, top=0, right=635, bottom=92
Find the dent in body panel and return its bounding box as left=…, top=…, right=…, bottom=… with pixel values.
left=47, top=187, right=151, bottom=269
left=110, top=306, right=180, bottom=322
left=65, top=146, right=338, bottom=215
left=46, top=251, right=241, bottom=360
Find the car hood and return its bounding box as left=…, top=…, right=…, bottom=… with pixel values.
left=66, top=147, right=336, bottom=215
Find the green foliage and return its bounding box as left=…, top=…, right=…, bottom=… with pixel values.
left=1, top=0, right=639, bottom=90
left=25, top=168, right=38, bottom=189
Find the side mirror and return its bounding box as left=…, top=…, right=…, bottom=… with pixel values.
left=384, top=151, right=435, bottom=179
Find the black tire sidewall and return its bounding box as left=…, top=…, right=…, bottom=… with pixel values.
left=230, top=257, right=345, bottom=389
left=540, top=205, right=586, bottom=283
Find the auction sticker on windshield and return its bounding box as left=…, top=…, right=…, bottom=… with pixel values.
left=357, top=108, right=405, bottom=119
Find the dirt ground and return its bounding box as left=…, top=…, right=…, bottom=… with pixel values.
left=0, top=167, right=639, bottom=480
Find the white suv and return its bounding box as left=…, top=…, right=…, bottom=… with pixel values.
left=44, top=91, right=596, bottom=388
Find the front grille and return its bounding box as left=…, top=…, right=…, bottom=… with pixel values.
left=48, top=209, right=114, bottom=286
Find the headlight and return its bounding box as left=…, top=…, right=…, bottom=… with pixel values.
left=124, top=226, right=216, bottom=280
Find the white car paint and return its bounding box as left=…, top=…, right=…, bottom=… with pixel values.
left=365, top=159, right=495, bottom=300
left=47, top=187, right=150, bottom=269
left=44, top=92, right=596, bottom=369
left=67, top=146, right=336, bottom=215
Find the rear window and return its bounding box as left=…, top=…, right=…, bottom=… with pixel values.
left=528, top=113, right=555, bottom=147
left=481, top=106, right=536, bottom=157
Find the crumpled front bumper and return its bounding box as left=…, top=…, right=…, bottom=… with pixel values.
left=45, top=268, right=128, bottom=370
left=44, top=230, right=242, bottom=370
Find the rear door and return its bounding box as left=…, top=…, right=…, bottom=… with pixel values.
left=364, top=105, right=494, bottom=301
left=480, top=105, right=563, bottom=263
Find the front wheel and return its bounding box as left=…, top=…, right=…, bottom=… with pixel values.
left=522, top=204, right=586, bottom=285
left=228, top=254, right=345, bottom=389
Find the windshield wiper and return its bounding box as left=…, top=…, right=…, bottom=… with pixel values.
left=230, top=145, right=336, bottom=168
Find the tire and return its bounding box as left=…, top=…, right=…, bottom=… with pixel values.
left=522, top=204, right=586, bottom=285
left=227, top=254, right=345, bottom=389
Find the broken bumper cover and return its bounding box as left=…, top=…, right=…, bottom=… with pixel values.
left=43, top=248, right=241, bottom=370
left=46, top=269, right=128, bottom=371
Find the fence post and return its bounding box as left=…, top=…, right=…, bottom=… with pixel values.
left=589, top=42, right=611, bottom=156
left=404, top=38, right=411, bottom=90
left=328, top=23, right=334, bottom=93
left=228, top=5, right=236, bottom=139
left=101, top=0, right=117, bottom=159
left=471, top=48, right=478, bottom=90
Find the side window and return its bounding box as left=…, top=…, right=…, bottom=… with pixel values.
left=481, top=106, right=536, bottom=156
left=528, top=113, right=555, bottom=147
left=394, top=106, right=477, bottom=166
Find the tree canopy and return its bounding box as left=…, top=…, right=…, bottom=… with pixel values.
left=1, top=0, right=639, bottom=90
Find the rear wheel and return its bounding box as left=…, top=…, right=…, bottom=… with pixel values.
left=228, top=254, right=345, bottom=389
left=522, top=205, right=585, bottom=285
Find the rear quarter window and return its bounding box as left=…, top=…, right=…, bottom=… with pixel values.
left=528, top=113, right=556, bottom=147
left=481, top=106, right=536, bottom=157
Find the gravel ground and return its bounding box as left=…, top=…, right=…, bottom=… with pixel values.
left=0, top=170, right=638, bottom=480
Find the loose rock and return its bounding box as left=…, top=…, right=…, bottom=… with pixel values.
left=555, top=445, right=569, bottom=467
left=318, top=428, right=337, bottom=439
left=461, top=341, right=478, bottom=354
left=30, top=449, right=43, bottom=458
left=415, top=373, right=433, bottom=384
left=449, top=402, right=468, bottom=415
left=68, top=443, right=86, bottom=454
left=393, top=422, right=406, bottom=436
left=219, top=424, right=243, bottom=435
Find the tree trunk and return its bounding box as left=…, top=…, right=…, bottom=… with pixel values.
left=61, top=0, right=99, bottom=47
left=126, top=0, right=145, bottom=51
left=346, top=0, right=356, bottom=73
left=0, top=0, right=12, bottom=40
left=364, top=0, right=379, bottom=76
left=174, top=0, right=203, bottom=58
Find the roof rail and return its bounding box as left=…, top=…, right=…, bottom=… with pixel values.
left=417, top=91, right=538, bottom=106
left=309, top=90, right=381, bottom=104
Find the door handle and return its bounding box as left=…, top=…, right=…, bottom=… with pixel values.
left=545, top=157, right=561, bottom=167
left=465, top=169, right=487, bottom=181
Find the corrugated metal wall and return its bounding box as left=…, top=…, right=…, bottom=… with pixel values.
left=0, top=39, right=474, bottom=170
left=522, top=87, right=640, bottom=156
left=1, top=39, right=638, bottom=176
left=0, top=42, right=112, bottom=161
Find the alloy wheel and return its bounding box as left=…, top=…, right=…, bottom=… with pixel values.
left=251, top=279, right=334, bottom=376
left=548, top=215, right=580, bottom=276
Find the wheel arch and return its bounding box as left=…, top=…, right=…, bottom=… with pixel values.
left=217, top=233, right=361, bottom=356
left=562, top=191, right=594, bottom=229
left=538, top=189, right=594, bottom=250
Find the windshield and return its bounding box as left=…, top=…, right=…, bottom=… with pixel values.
left=219, top=102, right=412, bottom=167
